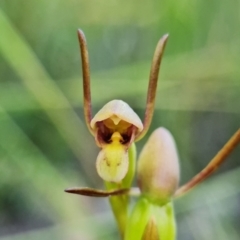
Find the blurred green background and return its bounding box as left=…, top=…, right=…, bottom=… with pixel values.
left=0, top=0, right=239, bottom=239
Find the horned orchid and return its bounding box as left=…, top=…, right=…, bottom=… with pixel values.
left=65, top=29, right=240, bottom=240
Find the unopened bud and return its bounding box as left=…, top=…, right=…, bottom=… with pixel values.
left=125, top=198, right=176, bottom=240
left=137, top=127, right=180, bottom=205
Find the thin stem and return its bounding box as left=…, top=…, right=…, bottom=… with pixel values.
left=77, top=30, right=94, bottom=135
left=174, top=128, right=240, bottom=198
left=135, top=34, right=169, bottom=142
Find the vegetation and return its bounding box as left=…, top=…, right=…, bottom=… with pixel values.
left=0, top=1, right=239, bottom=239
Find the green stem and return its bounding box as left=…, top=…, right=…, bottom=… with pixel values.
left=105, top=143, right=137, bottom=238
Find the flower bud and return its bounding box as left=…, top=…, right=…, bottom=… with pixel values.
left=125, top=198, right=176, bottom=240
left=137, top=127, right=180, bottom=205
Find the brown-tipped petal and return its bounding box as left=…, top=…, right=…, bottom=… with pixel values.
left=142, top=217, right=159, bottom=240
left=64, top=187, right=130, bottom=197
left=175, top=128, right=240, bottom=198
left=77, top=29, right=94, bottom=135
left=136, top=34, right=169, bottom=142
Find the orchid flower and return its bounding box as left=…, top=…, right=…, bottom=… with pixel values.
left=65, top=29, right=240, bottom=240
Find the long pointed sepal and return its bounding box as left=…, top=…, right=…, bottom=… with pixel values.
left=65, top=187, right=129, bottom=197
left=175, top=128, right=240, bottom=198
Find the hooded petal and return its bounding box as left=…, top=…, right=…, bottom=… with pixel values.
left=90, top=100, right=143, bottom=133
